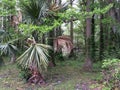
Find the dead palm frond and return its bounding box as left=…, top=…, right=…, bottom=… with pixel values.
left=54, top=35, right=73, bottom=56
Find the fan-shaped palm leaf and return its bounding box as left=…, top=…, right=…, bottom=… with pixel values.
left=0, top=43, right=17, bottom=56
left=17, top=43, right=51, bottom=72
left=20, top=0, right=47, bottom=23
left=0, top=29, right=18, bottom=55
left=20, top=0, right=70, bottom=23
left=0, top=29, right=21, bottom=63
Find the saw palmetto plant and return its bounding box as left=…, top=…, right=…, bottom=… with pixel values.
left=17, top=43, right=51, bottom=72
left=17, top=38, right=52, bottom=85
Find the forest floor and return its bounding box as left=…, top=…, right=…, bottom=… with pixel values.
left=0, top=58, right=107, bottom=90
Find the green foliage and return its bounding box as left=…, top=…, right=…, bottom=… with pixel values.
left=20, top=0, right=47, bottom=22
left=0, top=0, right=16, bottom=16
left=102, top=58, right=120, bottom=69
left=58, top=4, right=113, bottom=21
left=0, top=43, right=17, bottom=56
left=0, top=30, right=18, bottom=56
left=18, top=1, right=113, bottom=37
left=17, top=43, right=51, bottom=72
left=102, top=58, right=120, bottom=78
left=102, top=58, right=120, bottom=88
left=55, top=52, right=64, bottom=61
left=18, top=65, right=31, bottom=81
left=19, top=19, right=62, bottom=35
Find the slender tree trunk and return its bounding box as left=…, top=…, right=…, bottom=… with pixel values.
left=99, top=0, right=106, bottom=61
left=99, top=14, right=104, bottom=61
left=91, top=0, right=95, bottom=62
left=69, top=17, right=74, bottom=57
left=107, top=0, right=118, bottom=54
left=56, top=26, right=62, bottom=37
left=70, top=19, right=73, bottom=43
left=83, top=0, right=92, bottom=71
left=91, top=15, right=95, bottom=62
left=1, top=16, right=4, bottom=29
left=0, top=56, right=4, bottom=67
left=70, top=0, right=73, bottom=43
left=48, top=30, right=56, bottom=66
left=41, top=34, right=46, bottom=44
left=1, top=2, right=4, bottom=30
left=69, top=0, right=75, bottom=58
left=116, top=0, right=120, bottom=48
left=117, top=2, right=120, bottom=23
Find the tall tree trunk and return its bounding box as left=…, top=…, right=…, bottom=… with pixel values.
left=56, top=26, right=62, bottom=37
left=99, top=14, right=104, bottom=61
left=41, top=34, right=46, bottom=44
left=48, top=30, right=56, bottom=67
left=69, top=0, right=74, bottom=58
left=0, top=56, right=4, bottom=67
left=91, top=15, right=95, bottom=61
left=1, top=16, right=4, bottom=29
left=91, top=0, right=95, bottom=62
left=83, top=0, right=92, bottom=71
left=117, top=0, right=120, bottom=23
left=1, top=2, right=4, bottom=30
left=70, top=0, right=73, bottom=43
left=107, top=0, right=118, bottom=55
left=70, top=19, right=73, bottom=43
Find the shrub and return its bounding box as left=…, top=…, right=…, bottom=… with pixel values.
left=102, top=58, right=120, bottom=89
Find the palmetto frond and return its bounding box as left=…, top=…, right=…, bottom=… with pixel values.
left=21, top=0, right=47, bottom=23
left=0, top=43, right=17, bottom=56
left=17, top=43, right=51, bottom=72
left=0, top=29, right=18, bottom=56
left=20, top=0, right=70, bottom=23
